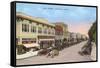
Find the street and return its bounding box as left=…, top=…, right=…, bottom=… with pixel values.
left=17, top=41, right=92, bottom=65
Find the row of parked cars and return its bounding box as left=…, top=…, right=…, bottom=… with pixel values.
left=55, top=32, right=88, bottom=50
left=16, top=34, right=88, bottom=59
left=16, top=44, right=59, bottom=59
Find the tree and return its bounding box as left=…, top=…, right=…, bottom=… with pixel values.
left=88, top=21, right=96, bottom=43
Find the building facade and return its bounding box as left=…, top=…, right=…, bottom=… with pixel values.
left=54, top=22, right=68, bottom=41
left=16, top=12, right=55, bottom=48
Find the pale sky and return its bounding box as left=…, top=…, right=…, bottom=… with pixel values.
left=16, top=3, right=96, bottom=36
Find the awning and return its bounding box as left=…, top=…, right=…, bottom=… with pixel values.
left=23, top=43, right=40, bottom=48
left=39, top=39, right=55, bottom=41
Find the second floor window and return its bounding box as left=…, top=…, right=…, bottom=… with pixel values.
left=52, top=29, right=55, bottom=35
left=44, top=28, right=47, bottom=34
left=31, top=26, right=36, bottom=33
left=48, top=29, right=51, bottom=34
left=22, top=24, right=29, bottom=32
left=38, top=27, right=42, bottom=33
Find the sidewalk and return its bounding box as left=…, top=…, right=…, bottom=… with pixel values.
left=16, top=50, right=38, bottom=60
left=90, top=42, right=96, bottom=61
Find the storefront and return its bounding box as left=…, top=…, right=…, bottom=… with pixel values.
left=38, top=36, right=55, bottom=49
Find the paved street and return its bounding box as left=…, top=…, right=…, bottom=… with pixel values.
left=17, top=41, right=92, bottom=65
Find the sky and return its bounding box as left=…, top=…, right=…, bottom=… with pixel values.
left=16, top=3, right=96, bottom=36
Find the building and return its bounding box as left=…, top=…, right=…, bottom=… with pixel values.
left=55, top=24, right=63, bottom=41
left=68, top=32, right=87, bottom=44
left=16, top=12, right=55, bottom=48
left=76, top=33, right=83, bottom=42
left=81, top=34, right=88, bottom=41
left=54, top=22, right=68, bottom=41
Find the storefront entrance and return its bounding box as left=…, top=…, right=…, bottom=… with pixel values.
left=38, top=36, right=55, bottom=49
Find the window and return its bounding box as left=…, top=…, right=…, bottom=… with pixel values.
left=48, top=29, right=51, bottom=34
left=22, top=24, right=29, bottom=32
left=38, top=27, right=42, bottom=33
left=43, top=28, right=47, bottom=34
left=51, top=29, right=55, bottom=35
left=16, top=17, right=23, bottom=22
left=16, top=18, right=19, bottom=22
left=16, top=38, right=18, bottom=44
left=31, top=26, right=36, bottom=33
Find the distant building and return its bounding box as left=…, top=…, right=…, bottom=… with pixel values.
left=16, top=12, right=55, bottom=48
left=81, top=34, right=88, bottom=41
left=68, top=32, right=87, bottom=43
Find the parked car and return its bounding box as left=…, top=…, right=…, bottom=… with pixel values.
left=16, top=44, right=27, bottom=55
